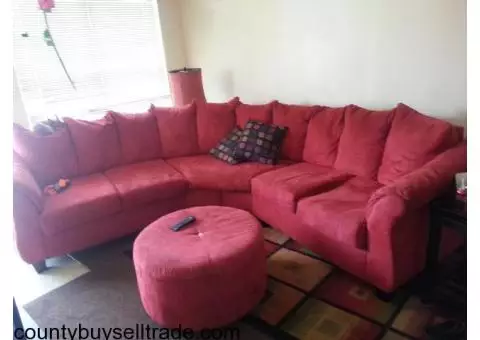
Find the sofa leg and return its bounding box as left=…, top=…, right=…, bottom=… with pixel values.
left=32, top=260, right=47, bottom=274
left=374, top=288, right=396, bottom=302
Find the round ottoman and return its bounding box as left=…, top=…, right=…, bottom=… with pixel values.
left=133, top=206, right=266, bottom=330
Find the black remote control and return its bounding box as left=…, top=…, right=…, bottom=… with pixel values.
left=170, top=216, right=196, bottom=232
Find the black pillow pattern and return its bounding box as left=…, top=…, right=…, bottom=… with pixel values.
left=233, top=120, right=287, bottom=165
left=209, top=127, right=244, bottom=164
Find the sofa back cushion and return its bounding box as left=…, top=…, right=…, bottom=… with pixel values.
left=196, top=97, right=240, bottom=153
left=334, top=105, right=394, bottom=179
left=235, top=101, right=276, bottom=128
left=108, top=111, right=161, bottom=164
left=272, top=102, right=318, bottom=161
left=377, top=103, right=464, bottom=184
left=302, top=106, right=346, bottom=167
left=13, top=124, right=78, bottom=186
left=64, top=116, right=121, bottom=176
left=151, top=102, right=199, bottom=158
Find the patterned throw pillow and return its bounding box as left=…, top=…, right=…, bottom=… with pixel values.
left=234, top=120, right=287, bottom=165
left=209, top=127, right=244, bottom=164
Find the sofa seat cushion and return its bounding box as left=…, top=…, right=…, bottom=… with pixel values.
left=104, top=159, right=189, bottom=209
left=41, top=173, right=122, bottom=236
left=252, top=163, right=352, bottom=213
left=166, top=155, right=279, bottom=192
left=297, top=177, right=382, bottom=250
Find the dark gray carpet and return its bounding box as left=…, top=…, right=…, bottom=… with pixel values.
left=23, top=236, right=274, bottom=340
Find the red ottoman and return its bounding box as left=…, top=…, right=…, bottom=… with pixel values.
left=133, top=206, right=266, bottom=330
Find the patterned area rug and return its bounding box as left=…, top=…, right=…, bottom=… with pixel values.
left=23, top=226, right=452, bottom=340
left=251, top=228, right=444, bottom=340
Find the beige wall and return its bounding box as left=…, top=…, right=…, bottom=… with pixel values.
left=179, top=0, right=466, bottom=127
left=157, top=0, right=187, bottom=70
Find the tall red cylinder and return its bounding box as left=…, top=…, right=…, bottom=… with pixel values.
left=168, top=68, right=206, bottom=107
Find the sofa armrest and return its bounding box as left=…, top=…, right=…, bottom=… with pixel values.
left=13, top=159, right=49, bottom=264
left=363, top=142, right=466, bottom=291
left=13, top=160, right=44, bottom=212
left=368, top=141, right=466, bottom=211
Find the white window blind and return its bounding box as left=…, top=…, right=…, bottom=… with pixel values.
left=13, top=0, right=171, bottom=124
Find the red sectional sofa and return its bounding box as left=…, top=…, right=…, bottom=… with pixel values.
left=13, top=99, right=466, bottom=293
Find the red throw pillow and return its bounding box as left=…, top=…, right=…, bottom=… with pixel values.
left=302, top=106, right=346, bottom=167
left=272, top=102, right=319, bottom=161
left=13, top=124, right=78, bottom=186
left=196, top=97, right=240, bottom=153
left=150, top=102, right=199, bottom=158
left=377, top=103, right=464, bottom=183
left=108, top=111, right=161, bottom=164
left=235, top=101, right=276, bottom=128
left=64, top=115, right=122, bottom=176
left=334, top=105, right=394, bottom=179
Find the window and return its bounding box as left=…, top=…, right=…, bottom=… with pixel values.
left=13, top=0, right=171, bottom=125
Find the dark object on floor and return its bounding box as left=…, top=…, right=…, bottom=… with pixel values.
left=374, top=288, right=397, bottom=302
left=426, top=320, right=466, bottom=340
left=32, top=260, right=47, bottom=273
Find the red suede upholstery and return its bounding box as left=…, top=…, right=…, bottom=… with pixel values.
left=108, top=111, right=161, bottom=164
left=366, top=196, right=430, bottom=291
left=184, top=189, right=222, bottom=208
left=251, top=162, right=352, bottom=213
left=252, top=187, right=368, bottom=280
left=13, top=195, right=46, bottom=264
left=369, top=142, right=467, bottom=211
left=297, top=177, right=382, bottom=250
left=43, top=197, right=185, bottom=261
left=302, top=107, right=346, bottom=166
left=377, top=103, right=464, bottom=184
left=13, top=159, right=44, bottom=212
left=151, top=103, right=199, bottom=158
left=334, top=105, right=393, bottom=179
left=104, top=159, right=188, bottom=210
left=196, top=98, right=240, bottom=153
left=365, top=143, right=466, bottom=291
left=235, top=101, right=275, bottom=128
left=272, top=102, right=319, bottom=161
left=133, top=207, right=266, bottom=330
left=12, top=99, right=467, bottom=294
left=166, top=155, right=278, bottom=192
left=13, top=124, right=77, bottom=186
left=65, top=116, right=121, bottom=176
left=221, top=192, right=253, bottom=212
left=41, top=173, right=122, bottom=235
